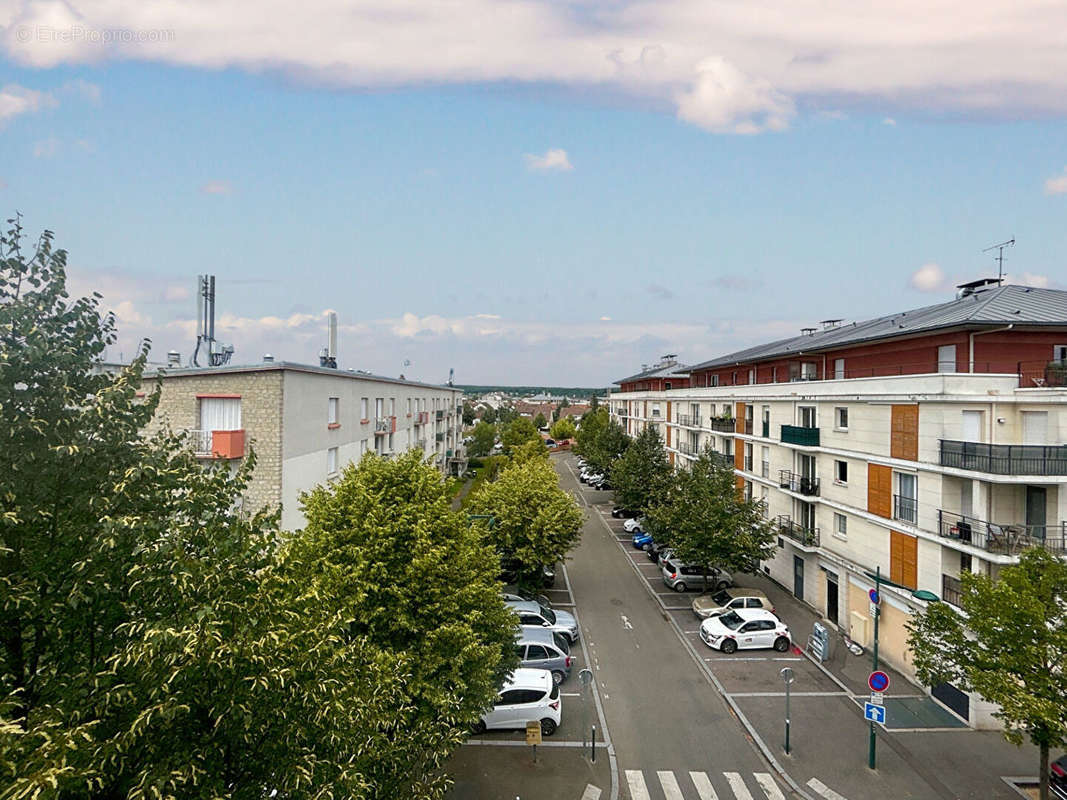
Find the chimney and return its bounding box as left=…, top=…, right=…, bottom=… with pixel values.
left=263, top=354, right=274, bottom=363
left=320, top=312, right=339, bottom=368
left=166, top=350, right=181, bottom=367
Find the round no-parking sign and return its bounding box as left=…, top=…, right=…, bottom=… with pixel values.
left=868, top=670, right=890, bottom=693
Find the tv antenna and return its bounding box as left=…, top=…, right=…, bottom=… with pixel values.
left=982, top=237, right=1014, bottom=285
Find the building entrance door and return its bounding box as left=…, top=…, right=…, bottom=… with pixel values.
left=826, top=572, right=839, bottom=626
left=793, top=556, right=804, bottom=601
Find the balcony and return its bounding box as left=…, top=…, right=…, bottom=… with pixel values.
left=777, top=516, right=820, bottom=547
left=937, top=509, right=1067, bottom=556
left=781, top=425, right=820, bottom=447
left=710, top=451, right=734, bottom=469
left=415, top=411, right=429, bottom=425
left=677, top=414, right=702, bottom=428
left=435, top=409, right=445, bottom=421
left=941, top=574, right=963, bottom=608
left=939, top=440, right=1067, bottom=476
left=188, top=428, right=245, bottom=459
left=435, top=432, right=445, bottom=442
left=375, top=416, right=396, bottom=434
left=893, top=494, right=918, bottom=524
left=676, top=440, right=698, bottom=456
left=1018, top=359, right=1067, bottom=388
left=778, top=470, right=820, bottom=496
left=708, top=417, right=735, bottom=433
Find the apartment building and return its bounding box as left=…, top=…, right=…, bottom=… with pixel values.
left=615, top=355, right=690, bottom=441
left=611, top=282, right=1067, bottom=728
left=145, top=360, right=465, bottom=530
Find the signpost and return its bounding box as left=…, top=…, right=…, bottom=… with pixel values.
left=526, top=720, right=542, bottom=762
left=780, top=667, right=795, bottom=755
left=864, top=703, right=886, bottom=725
left=868, top=568, right=882, bottom=769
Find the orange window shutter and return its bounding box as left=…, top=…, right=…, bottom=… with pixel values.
left=868, top=464, right=892, bottom=518
left=735, top=402, right=745, bottom=433
left=891, top=405, right=919, bottom=461
left=735, top=439, right=744, bottom=470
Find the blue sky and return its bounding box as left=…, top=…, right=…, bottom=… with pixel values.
left=2, top=1, right=1066, bottom=385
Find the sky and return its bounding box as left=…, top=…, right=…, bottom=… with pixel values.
left=1, top=1, right=1066, bottom=387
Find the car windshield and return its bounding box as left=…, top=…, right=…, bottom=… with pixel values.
left=543, top=607, right=557, bottom=624
left=718, top=611, right=745, bottom=630
left=711, top=590, right=732, bottom=605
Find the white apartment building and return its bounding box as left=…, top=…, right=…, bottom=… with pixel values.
left=146, top=360, right=465, bottom=530
left=611, top=283, right=1067, bottom=728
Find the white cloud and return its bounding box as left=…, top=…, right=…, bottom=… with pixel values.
left=882, top=117, right=897, bottom=126
left=1008, top=272, right=1054, bottom=289
left=1045, top=168, right=1067, bottom=196
left=524, top=148, right=573, bottom=172
left=32, top=136, right=60, bottom=157
left=200, top=180, right=232, bottom=195
left=5, top=1, right=1067, bottom=133
left=0, top=83, right=55, bottom=125
left=599, top=315, right=612, bottom=321
left=910, top=262, right=948, bottom=292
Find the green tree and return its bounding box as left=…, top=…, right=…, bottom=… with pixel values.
left=574, top=406, right=607, bottom=459
left=610, top=424, right=672, bottom=513
left=645, top=447, right=776, bottom=590
left=549, top=417, right=577, bottom=441
left=511, top=437, right=549, bottom=464
left=481, top=405, right=498, bottom=424
left=291, top=451, right=519, bottom=798
left=501, top=416, right=541, bottom=454
left=590, top=417, right=629, bottom=474
left=496, top=405, right=518, bottom=425
left=466, top=457, right=582, bottom=590
left=461, top=401, right=476, bottom=426
left=907, top=549, right=1067, bottom=800
left=468, top=420, right=497, bottom=458
left=533, top=412, right=547, bottom=430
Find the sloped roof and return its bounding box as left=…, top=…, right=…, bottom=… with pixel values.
left=685, top=284, right=1067, bottom=372
left=614, top=361, right=690, bottom=385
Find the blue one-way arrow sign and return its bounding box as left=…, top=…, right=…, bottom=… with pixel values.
left=864, top=702, right=886, bottom=724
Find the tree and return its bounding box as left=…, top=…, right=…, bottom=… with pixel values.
left=495, top=405, right=518, bottom=425
left=907, top=549, right=1067, bottom=800
left=610, top=424, right=673, bottom=513
left=466, top=457, right=583, bottom=590
left=533, top=412, right=547, bottom=430
left=574, top=406, right=607, bottom=459
left=511, top=437, right=549, bottom=464
left=481, top=406, right=498, bottom=424
left=468, top=420, right=497, bottom=458
left=549, top=417, right=577, bottom=441
left=590, top=417, right=629, bottom=474
left=589, top=394, right=600, bottom=413
left=645, top=447, right=777, bottom=589
left=501, top=416, right=540, bottom=454
left=461, top=401, right=476, bottom=426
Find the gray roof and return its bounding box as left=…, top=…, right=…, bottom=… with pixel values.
left=145, top=360, right=459, bottom=392
left=685, top=284, right=1067, bottom=372
left=615, top=361, right=690, bottom=385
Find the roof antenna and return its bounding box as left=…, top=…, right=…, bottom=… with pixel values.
left=982, top=237, right=1014, bottom=285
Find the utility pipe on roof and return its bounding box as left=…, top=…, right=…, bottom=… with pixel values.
left=969, top=324, right=1013, bottom=372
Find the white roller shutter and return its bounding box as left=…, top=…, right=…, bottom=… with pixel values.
left=199, top=397, right=242, bottom=431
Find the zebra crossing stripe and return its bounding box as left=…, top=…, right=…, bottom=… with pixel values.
left=579, top=785, right=602, bottom=800
left=689, top=771, right=719, bottom=800
left=657, top=771, right=684, bottom=800
left=723, top=772, right=754, bottom=800
left=626, top=770, right=651, bottom=800
left=806, top=778, right=849, bottom=800
left=753, top=773, right=785, bottom=800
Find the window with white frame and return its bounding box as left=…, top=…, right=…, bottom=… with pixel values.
left=761, top=446, right=770, bottom=478
left=388, top=432, right=394, bottom=451
left=835, top=407, right=848, bottom=429
left=798, top=406, right=816, bottom=428
left=894, top=472, right=918, bottom=524
left=327, top=447, right=338, bottom=474
left=328, top=397, right=339, bottom=425
left=834, top=512, right=847, bottom=539
left=834, top=460, right=848, bottom=483
left=834, top=358, right=845, bottom=380
left=360, top=439, right=368, bottom=455
left=361, top=397, right=369, bottom=420
left=710, top=374, right=720, bottom=387
left=375, top=398, right=384, bottom=419
left=407, top=397, right=412, bottom=415
left=389, top=397, right=396, bottom=416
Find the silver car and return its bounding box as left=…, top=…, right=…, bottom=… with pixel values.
left=506, top=599, right=580, bottom=643
left=660, top=558, right=733, bottom=593
left=516, top=627, right=573, bottom=685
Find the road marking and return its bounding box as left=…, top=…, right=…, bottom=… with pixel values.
left=689, top=771, right=718, bottom=800
left=723, top=772, right=754, bottom=800
left=621, top=614, right=633, bottom=630
left=580, top=785, right=602, bottom=800
left=729, top=691, right=849, bottom=697
left=806, top=777, right=849, bottom=800
left=657, top=771, right=684, bottom=800
left=662, top=605, right=694, bottom=610
left=625, top=770, right=650, bottom=800
left=561, top=692, right=581, bottom=697
left=463, top=739, right=609, bottom=748
left=753, top=773, right=785, bottom=800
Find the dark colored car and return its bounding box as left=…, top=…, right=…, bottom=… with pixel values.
left=501, top=560, right=556, bottom=588
left=647, top=540, right=671, bottom=563
left=612, top=506, right=637, bottom=519
left=1051, top=754, right=1067, bottom=800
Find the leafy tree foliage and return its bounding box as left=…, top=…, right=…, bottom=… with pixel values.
left=610, top=424, right=672, bottom=513
left=495, top=406, right=518, bottom=425
left=468, top=420, right=497, bottom=458
left=511, top=438, right=549, bottom=464
left=549, top=417, right=577, bottom=441
left=533, top=412, right=547, bottom=430
left=574, top=408, right=629, bottom=474
left=501, top=416, right=541, bottom=454
left=574, top=406, right=607, bottom=458
left=481, top=406, right=498, bottom=424
left=291, top=451, right=519, bottom=797
left=645, top=448, right=776, bottom=585
left=466, top=457, right=582, bottom=590
left=589, top=394, right=599, bottom=413
left=461, top=401, right=476, bottom=426
left=907, top=549, right=1067, bottom=800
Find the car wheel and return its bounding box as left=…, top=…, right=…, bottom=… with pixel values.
left=721, top=639, right=738, bottom=654
left=716, top=581, right=729, bottom=591
left=470, top=720, right=486, bottom=735
left=551, top=670, right=565, bottom=686
left=773, top=636, right=791, bottom=652
left=674, top=582, right=687, bottom=592
left=540, top=718, right=557, bottom=736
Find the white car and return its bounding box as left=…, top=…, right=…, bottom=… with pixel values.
left=472, top=668, right=562, bottom=736
left=699, top=608, right=791, bottom=654
left=623, top=517, right=645, bottom=533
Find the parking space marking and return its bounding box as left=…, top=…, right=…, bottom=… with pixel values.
left=625, top=770, right=651, bottom=800
left=724, top=772, right=754, bottom=800
left=729, top=692, right=850, bottom=698
left=657, top=770, right=684, bottom=800
left=662, top=605, right=694, bottom=610
left=580, top=785, right=602, bottom=800
left=690, top=771, right=719, bottom=800
left=753, top=773, right=785, bottom=800
left=806, top=777, right=849, bottom=800
left=464, top=740, right=610, bottom=748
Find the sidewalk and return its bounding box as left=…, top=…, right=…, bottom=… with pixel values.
left=737, top=572, right=1047, bottom=799
left=446, top=743, right=611, bottom=800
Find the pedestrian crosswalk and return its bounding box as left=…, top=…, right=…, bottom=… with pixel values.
left=624, top=769, right=788, bottom=800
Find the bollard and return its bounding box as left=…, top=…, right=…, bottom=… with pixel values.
left=591, top=724, right=596, bottom=763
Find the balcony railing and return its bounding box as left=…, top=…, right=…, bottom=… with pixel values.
left=435, top=432, right=445, bottom=442
left=777, top=516, right=820, bottom=547
left=781, top=425, right=820, bottom=447
left=676, top=441, right=698, bottom=456
left=708, top=417, right=735, bottom=433
left=893, top=494, right=918, bottom=524
left=375, top=417, right=396, bottom=434
left=941, top=574, right=963, bottom=607
left=187, top=429, right=245, bottom=459
left=778, top=470, right=820, bottom=496
left=740, top=419, right=754, bottom=435
left=937, top=509, right=1067, bottom=556
left=1018, top=359, right=1067, bottom=388
left=710, top=451, right=734, bottom=468
left=415, top=411, right=429, bottom=425
left=677, top=414, right=702, bottom=428
left=939, top=440, right=1067, bottom=476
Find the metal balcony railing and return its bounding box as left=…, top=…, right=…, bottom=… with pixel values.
left=1018, top=359, right=1067, bottom=388
left=941, top=574, right=963, bottom=607
left=777, top=516, right=820, bottom=547
left=676, top=441, right=698, bottom=456
left=375, top=417, right=396, bottom=434
left=187, top=429, right=213, bottom=456
left=741, top=419, right=754, bottom=435
left=939, top=440, right=1067, bottom=476
left=937, top=510, right=1067, bottom=555
left=708, top=418, right=735, bottom=433
left=778, top=470, right=820, bottom=496
left=435, top=432, right=445, bottom=442
left=710, top=451, right=734, bottom=468
left=435, top=409, right=445, bottom=421
left=677, top=414, right=702, bottom=428
left=781, top=425, right=820, bottom=447
left=893, top=494, right=918, bottom=524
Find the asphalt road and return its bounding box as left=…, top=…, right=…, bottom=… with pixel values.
left=558, top=454, right=792, bottom=800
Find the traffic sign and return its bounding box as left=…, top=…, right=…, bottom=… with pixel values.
left=868, top=670, right=890, bottom=692
left=870, top=692, right=884, bottom=705
left=869, top=602, right=880, bottom=619
left=869, top=588, right=881, bottom=605
left=526, top=720, right=542, bottom=746
left=864, top=702, right=886, bottom=724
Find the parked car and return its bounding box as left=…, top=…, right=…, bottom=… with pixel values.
left=647, top=541, right=671, bottom=564
left=623, top=516, right=646, bottom=533
left=501, top=587, right=552, bottom=609
left=661, top=558, right=733, bottom=593
left=632, top=530, right=654, bottom=550
left=1051, top=754, right=1067, bottom=800
left=516, top=627, right=573, bottom=685
left=699, top=608, right=791, bottom=654
left=692, top=587, right=774, bottom=619
left=593, top=477, right=612, bottom=490
left=500, top=561, right=556, bottom=589
left=471, top=668, right=562, bottom=736
left=544, top=438, right=557, bottom=447
left=612, top=506, right=637, bottom=519
left=506, top=599, right=580, bottom=643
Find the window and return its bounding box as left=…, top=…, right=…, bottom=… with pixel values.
left=834, top=513, right=847, bottom=539
left=375, top=398, right=384, bottom=419
left=407, top=397, right=412, bottom=415
left=835, top=407, right=848, bottom=430
left=526, top=644, right=549, bottom=659
left=834, top=460, right=848, bottom=484
left=894, top=472, right=918, bottom=524
left=328, top=397, right=339, bottom=426
left=327, top=447, right=338, bottom=474
left=771, top=366, right=778, bottom=383
left=361, top=397, right=369, bottom=420
left=388, top=432, right=394, bottom=452
left=389, top=397, right=396, bottom=416
left=798, top=406, right=816, bottom=428
left=761, top=446, right=770, bottom=478
left=760, top=486, right=769, bottom=517
left=748, top=368, right=756, bottom=384
left=834, top=358, right=845, bottom=380
left=199, top=396, right=241, bottom=431
left=360, top=439, right=368, bottom=455
left=937, top=344, right=957, bottom=373
left=960, top=552, right=972, bottom=573
left=664, top=381, right=672, bottom=390
left=1055, top=345, right=1067, bottom=362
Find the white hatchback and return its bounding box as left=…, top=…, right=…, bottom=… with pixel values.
left=623, top=517, right=645, bottom=533
left=699, top=608, right=791, bottom=654
left=473, top=668, right=562, bottom=736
